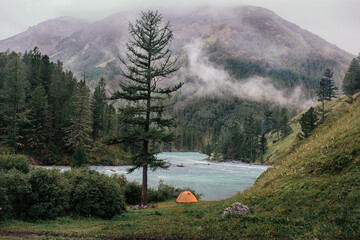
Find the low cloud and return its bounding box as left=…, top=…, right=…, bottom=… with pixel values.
left=183, top=39, right=315, bottom=109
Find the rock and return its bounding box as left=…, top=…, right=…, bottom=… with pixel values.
left=131, top=204, right=147, bottom=210
left=220, top=202, right=250, bottom=219
left=131, top=204, right=158, bottom=210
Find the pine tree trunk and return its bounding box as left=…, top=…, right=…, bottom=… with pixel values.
left=141, top=142, right=148, bottom=206
left=141, top=78, right=151, bottom=206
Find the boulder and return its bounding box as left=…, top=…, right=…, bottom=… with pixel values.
left=221, top=202, right=251, bottom=219
left=131, top=204, right=158, bottom=210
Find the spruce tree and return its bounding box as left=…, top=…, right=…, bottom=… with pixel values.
left=92, top=78, right=106, bottom=140
left=299, top=107, right=318, bottom=138
left=316, top=69, right=337, bottom=121
left=279, top=110, right=292, bottom=138
left=342, top=55, right=360, bottom=101
left=26, top=85, right=51, bottom=155
left=63, top=80, right=92, bottom=150
left=23, top=47, right=42, bottom=91
left=110, top=10, right=182, bottom=206
left=1, top=55, right=29, bottom=153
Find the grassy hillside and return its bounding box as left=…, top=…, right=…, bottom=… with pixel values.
left=1, top=95, right=359, bottom=239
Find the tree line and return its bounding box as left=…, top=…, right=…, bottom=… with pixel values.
left=171, top=97, right=293, bottom=162
left=0, top=48, right=120, bottom=164
left=299, top=54, right=360, bottom=139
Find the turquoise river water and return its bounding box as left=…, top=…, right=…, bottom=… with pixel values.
left=44, top=152, right=269, bottom=201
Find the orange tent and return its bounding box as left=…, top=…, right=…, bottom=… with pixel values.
left=176, top=191, right=198, bottom=203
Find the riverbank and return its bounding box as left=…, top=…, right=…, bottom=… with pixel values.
left=203, top=156, right=272, bottom=167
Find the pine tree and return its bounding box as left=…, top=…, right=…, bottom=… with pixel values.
left=48, top=62, right=77, bottom=144
left=40, top=55, right=52, bottom=95
left=109, top=10, right=182, bottom=206
left=316, top=69, right=337, bottom=121
left=342, top=55, right=360, bottom=101
left=0, top=56, right=29, bottom=153
left=23, top=47, right=42, bottom=91
left=299, top=107, right=318, bottom=138
left=92, top=77, right=106, bottom=140
left=279, top=110, right=292, bottom=138
left=63, top=80, right=92, bottom=151
left=26, top=85, right=51, bottom=155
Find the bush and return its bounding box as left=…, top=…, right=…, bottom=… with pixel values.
left=149, top=180, right=203, bottom=203
left=125, top=180, right=203, bottom=205
left=125, top=181, right=142, bottom=205
left=66, top=168, right=125, bottom=219
left=111, top=174, right=128, bottom=201
left=0, top=186, right=8, bottom=220
left=0, top=170, right=31, bottom=220
left=27, top=168, right=70, bottom=220
left=71, top=146, right=88, bottom=168
left=0, top=155, right=31, bottom=173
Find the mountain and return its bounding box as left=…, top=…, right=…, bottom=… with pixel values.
left=0, top=16, right=90, bottom=56
left=173, top=6, right=352, bottom=83
left=0, top=6, right=353, bottom=86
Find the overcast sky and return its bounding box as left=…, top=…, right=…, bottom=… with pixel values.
left=0, top=0, right=359, bottom=55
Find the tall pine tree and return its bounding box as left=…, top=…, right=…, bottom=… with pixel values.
left=110, top=10, right=182, bottom=206
left=63, top=80, right=92, bottom=151
left=26, top=85, right=51, bottom=155
left=92, top=77, right=106, bottom=140
left=316, top=69, right=337, bottom=121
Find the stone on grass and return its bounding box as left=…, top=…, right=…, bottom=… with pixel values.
left=221, top=202, right=250, bottom=219
left=131, top=204, right=158, bottom=210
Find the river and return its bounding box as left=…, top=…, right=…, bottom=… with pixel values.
left=45, top=152, right=269, bottom=201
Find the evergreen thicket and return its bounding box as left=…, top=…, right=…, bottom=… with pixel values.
left=0, top=49, right=119, bottom=164
left=172, top=97, right=293, bottom=162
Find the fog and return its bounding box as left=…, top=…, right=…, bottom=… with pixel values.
left=183, top=39, right=315, bottom=109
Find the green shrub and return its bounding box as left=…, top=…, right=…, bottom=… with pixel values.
left=124, top=181, right=142, bottom=205
left=27, top=168, right=70, bottom=220
left=0, top=155, right=31, bottom=173
left=0, top=186, right=8, bottom=220
left=149, top=180, right=203, bottom=203
left=111, top=174, right=128, bottom=201
left=125, top=180, right=203, bottom=205
left=66, top=168, right=125, bottom=219
left=0, top=170, right=31, bottom=220
left=71, top=146, right=88, bottom=168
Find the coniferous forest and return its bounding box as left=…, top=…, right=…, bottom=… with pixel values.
left=0, top=47, right=297, bottom=164
left=0, top=48, right=122, bottom=165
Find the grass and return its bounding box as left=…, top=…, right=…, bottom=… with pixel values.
left=1, top=94, right=360, bottom=239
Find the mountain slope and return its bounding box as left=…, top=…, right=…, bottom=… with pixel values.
left=0, top=6, right=353, bottom=86
left=173, top=6, right=352, bottom=84
left=223, top=93, right=360, bottom=238
left=0, top=17, right=90, bottom=55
